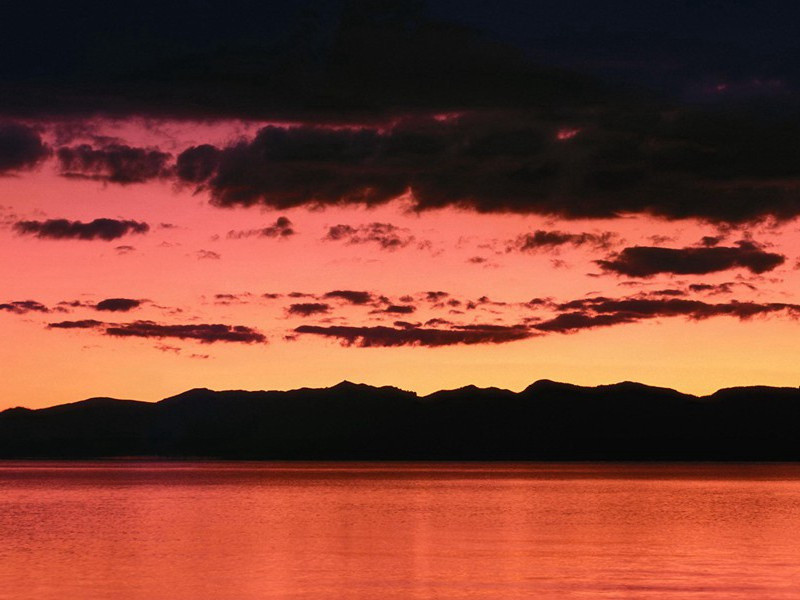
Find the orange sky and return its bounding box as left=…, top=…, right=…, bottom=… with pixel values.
left=2, top=119, right=800, bottom=408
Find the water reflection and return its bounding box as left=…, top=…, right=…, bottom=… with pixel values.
left=1, top=462, right=799, bottom=599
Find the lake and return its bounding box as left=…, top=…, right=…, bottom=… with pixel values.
left=1, top=462, right=799, bottom=599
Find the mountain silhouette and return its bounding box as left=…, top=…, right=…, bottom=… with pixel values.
left=2, top=380, right=800, bottom=459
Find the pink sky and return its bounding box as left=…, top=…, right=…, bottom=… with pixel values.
left=2, top=119, right=800, bottom=408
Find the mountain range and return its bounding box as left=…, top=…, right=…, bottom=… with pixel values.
left=2, top=380, right=800, bottom=459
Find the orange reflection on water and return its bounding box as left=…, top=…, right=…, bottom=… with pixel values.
left=1, top=462, right=800, bottom=599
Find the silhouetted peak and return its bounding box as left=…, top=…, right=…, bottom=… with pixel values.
left=422, top=384, right=479, bottom=401
left=0, top=406, right=33, bottom=416
left=84, top=396, right=126, bottom=403
left=424, top=384, right=513, bottom=400
left=523, top=379, right=582, bottom=394
left=443, top=384, right=482, bottom=394
left=328, top=380, right=411, bottom=396
left=421, top=386, right=510, bottom=406
left=706, top=385, right=800, bottom=402
left=598, top=381, right=687, bottom=397
left=330, top=380, right=368, bottom=392
left=38, top=396, right=148, bottom=415
left=180, top=387, right=215, bottom=394
left=159, top=387, right=217, bottom=405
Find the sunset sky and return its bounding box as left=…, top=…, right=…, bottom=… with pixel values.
left=3, top=0, right=800, bottom=408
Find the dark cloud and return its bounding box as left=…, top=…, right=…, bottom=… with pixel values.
left=323, top=290, right=374, bottom=305
left=382, top=304, right=416, bottom=314
left=597, top=242, right=785, bottom=277
left=293, top=286, right=800, bottom=341
left=557, top=296, right=796, bottom=318
left=0, top=123, right=49, bottom=173
left=114, top=245, right=136, bottom=255
left=214, top=293, right=241, bottom=302
left=13, top=218, right=150, bottom=241
left=700, top=235, right=724, bottom=247
left=393, top=320, right=421, bottom=329
left=105, top=321, right=266, bottom=343
left=533, top=312, right=637, bottom=333
left=227, top=216, right=295, bottom=239
left=169, top=109, right=800, bottom=223
left=0, top=300, right=49, bottom=314
left=196, top=250, right=221, bottom=260
left=2, top=5, right=800, bottom=223
left=535, top=295, right=800, bottom=333
left=57, top=144, right=171, bottom=183
left=424, top=317, right=453, bottom=327
left=689, top=281, right=757, bottom=296
left=154, top=343, right=181, bottom=354
left=95, top=298, right=141, bottom=312
left=688, top=283, right=718, bottom=293
left=287, top=302, right=330, bottom=316
left=525, top=298, right=552, bottom=307
left=294, top=323, right=533, bottom=347
left=47, top=319, right=104, bottom=329
left=175, top=144, right=222, bottom=182
left=57, top=300, right=89, bottom=309
left=324, top=222, right=413, bottom=250
left=425, top=291, right=449, bottom=302
left=688, top=282, right=755, bottom=295
left=176, top=124, right=392, bottom=207
left=213, top=293, right=258, bottom=306
left=511, top=230, right=616, bottom=252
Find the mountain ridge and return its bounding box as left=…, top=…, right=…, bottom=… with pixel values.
left=2, top=379, right=800, bottom=460
left=10, top=379, right=800, bottom=413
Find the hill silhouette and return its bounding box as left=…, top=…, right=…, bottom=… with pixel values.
left=2, top=380, right=800, bottom=459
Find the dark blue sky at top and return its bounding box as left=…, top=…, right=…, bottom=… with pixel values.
left=1, top=0, right=799, bottom=116
left=431, top=0, right=800, bottom=100
left=432, top=0, right=798, bottom=49
left=4, top=3, right=798, bottom=76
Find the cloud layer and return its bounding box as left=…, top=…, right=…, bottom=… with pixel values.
left=0, top=123, right=49, bottom=173
left=535, top=296, right=800, bottom=333
left=94, top=298, right=141, bottom=312
left=511, top=230, right=617, bottom=252
left=57, top=144, right=171, bottom=183
left=167, top=112, right=800, bottom=223
left=105, top=321, right=266, bottom=343
left=295, top=323, right=533, bottom=347
left=14, top=218, right=150, bottom=241
left=597, top=242, right=785, bottom=277
left=227, top=216, right=295, bottom=240
left=0, top=300, right=49, bottom=314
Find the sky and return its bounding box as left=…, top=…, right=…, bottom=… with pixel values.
left=3, top=0, right=800, bottom=408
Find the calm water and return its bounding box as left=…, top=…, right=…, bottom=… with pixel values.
left=2, top=462, right=800, bottom=599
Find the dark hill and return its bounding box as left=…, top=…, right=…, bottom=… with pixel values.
left=1, top=380, right=800, bottom=460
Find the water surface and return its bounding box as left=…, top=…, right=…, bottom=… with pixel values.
left=1, top=462, right=800, bottom=599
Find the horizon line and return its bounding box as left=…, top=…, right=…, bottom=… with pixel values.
left=8, top=378, right=800, bottom=412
